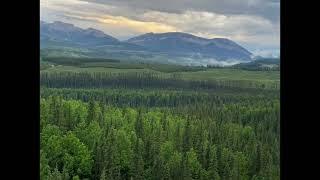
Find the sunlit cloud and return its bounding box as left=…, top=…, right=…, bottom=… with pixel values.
left=40, top=0, right=280, bottom=53
left=98, top=15, right=179, bottom=33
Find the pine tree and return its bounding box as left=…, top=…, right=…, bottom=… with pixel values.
left=40, top=150, right=51, bottom=180
left=208, top=145, right=220, bottom=180
left=182, top=117, right=192, bottom=153
left=135, top=109, right=144, bottom=139
left=132, top=138, right=145, bottom=180
left=100, top=168, right=107, bottom=180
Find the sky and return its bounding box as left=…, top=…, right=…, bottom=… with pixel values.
left=40, top=0, right=280, bottom=57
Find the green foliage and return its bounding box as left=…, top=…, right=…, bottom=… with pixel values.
left=40, top=71, right=279, bottom=90
left=40, top=65, right=279, bottom=179
left=42, top=57, right=120, bottom=66
left=41, top=127, right=93, bottom=179
left=40, top=93, right=279, bottom=179
left=41, top=56, right=206, bottom=73
left=40, top=150, right=51, bottom=180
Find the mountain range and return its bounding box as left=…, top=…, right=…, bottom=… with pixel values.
left=40, top=21, right=118, bottom=46
left=40, top=21, right=253, bottom=63
left=126, top=32, right=251, bottom=60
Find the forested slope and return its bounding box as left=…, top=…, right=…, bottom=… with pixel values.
left=40, top=64, right=279, bottom=180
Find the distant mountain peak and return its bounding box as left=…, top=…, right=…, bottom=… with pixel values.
left=136, top=32, right=206, bottom=39
left=52, top=21, right=73, bottom=25
left=127, top=32, right=252, bottom=61
left=40, top=21, right=118, bottom=47
left=43, top=21, right=82, bottom=33
left=51, top=21, right=76, bottom=29
left=211, top=38, right=233, bottom=43
left=85, top=28, right=111, bottom=38
left=41, top=21, right=252, bottom=61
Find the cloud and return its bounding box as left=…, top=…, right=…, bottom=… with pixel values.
left=251, top=49, right=280, bottom=58
left=79, top=0, right=280, bottom=22
left=40, top=0, right=279, bottom=51
left=40, top=0, right=178, bottom=38
left=64, top=13, right=179, bottom=33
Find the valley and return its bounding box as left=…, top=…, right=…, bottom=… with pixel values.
left=40, top=20, right=280, bottom=180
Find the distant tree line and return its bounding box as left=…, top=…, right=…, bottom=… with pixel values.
left=40, top=88, right=278, bottom=109
left=40, top=72, right=279, bottom=90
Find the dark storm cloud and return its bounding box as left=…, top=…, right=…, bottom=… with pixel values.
left=80, top=0, right=280, bottom=22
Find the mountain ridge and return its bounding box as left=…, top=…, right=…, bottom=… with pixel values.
left=40, top=21, right=119, bottom=47
left=126, top=32, right=252, bottom=60
left=40, top=21, right=252, bottom=62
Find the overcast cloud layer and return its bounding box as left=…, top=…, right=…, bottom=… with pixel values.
left=40, top=0, right=280, bottom=57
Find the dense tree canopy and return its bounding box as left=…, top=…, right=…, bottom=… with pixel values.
left=40, top=70, right=279, bottom=179
left=40, top=92, right=279, bottom=179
